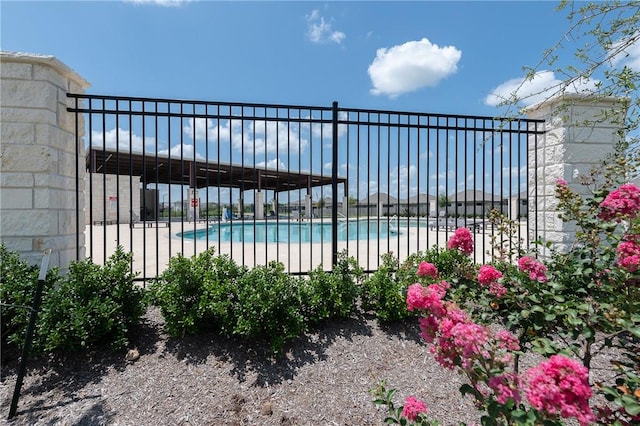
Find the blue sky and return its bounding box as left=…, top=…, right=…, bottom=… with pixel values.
left=2, top=0, right=579, bottom=115
left=3, top=1, right=637, bottom=205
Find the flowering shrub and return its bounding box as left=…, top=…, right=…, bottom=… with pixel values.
left=598, top=183, right=640, bottom=222
left=375, top=153, right=640, bottom=425
left=477, top=264, right=502, bottom=285
left=617, top=234, right=640, bottom=272
left=446, top=227, right=474, bottom=255
left=372, top=381, right=439, bottom=426
left=417, top=261, right=438, bottom=279
left=402, top=396, right=428, bottom=422
left=401, top=263, right=600, bottom=424
left=516, top=256, right=547, bottom=283
left=524, top=355, right=594, bottom=425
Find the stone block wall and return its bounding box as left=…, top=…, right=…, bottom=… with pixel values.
left=1, top=51, right=90, bottom=268
left=526, top=94, right=626, bottom=252
left=86, top=173, right=142, bottom=224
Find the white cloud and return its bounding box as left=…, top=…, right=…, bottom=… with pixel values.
left=182, top=117, right=239, bottom=146
left=609, top=32, right=640, bottom=71
left=390, top=164, right=417, bottom=189
left=158, top=144, right=204, bottom=160
left=91, top=127, right=155, bottom=153
left=233, top=120, right=309, bottom=157
left=368, top=38, right=461, bottom=98
left=182, top=118, right=308, bottom=161
left=256, top=157, right=287, bottom=170
left=306, top=9, right=345, bottom=44
left=124, top=0, right=192, bottom=6
left=484, top=70, right=599, bottom=107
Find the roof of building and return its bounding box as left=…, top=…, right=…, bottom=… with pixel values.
left=358, top=192, right=398, bottom=205
left=86, top=148, right=346, bottom=192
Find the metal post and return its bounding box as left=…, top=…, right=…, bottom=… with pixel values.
left=8, top=249, right=52, bottom=420
left=331, top=101, right=339, bottom=269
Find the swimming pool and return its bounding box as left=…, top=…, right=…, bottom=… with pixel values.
left=179, top=219, right=400, bottom=243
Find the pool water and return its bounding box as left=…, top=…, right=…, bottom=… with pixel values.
left=179, top=219, right=399, bottom=243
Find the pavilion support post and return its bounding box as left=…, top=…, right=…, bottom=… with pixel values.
left=255, top=191, right=264, bottom=220
left=305, top=194, right=313, bottom=220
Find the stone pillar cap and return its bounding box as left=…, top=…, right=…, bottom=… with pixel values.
left=1, top=50, right=91, bottom=89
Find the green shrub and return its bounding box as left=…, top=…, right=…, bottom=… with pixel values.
left=306, top=251, right=363, bottom=323
left=149, top=248, right=246, bottom=337
left=36, top=246, right=144, bottom=353
left=2, top=245, right=143, bottom=354
left=361, top=253, right=415, bottom=323
left=0, top=244, right=56, bottom=349
left=231, top=261, right=306, bottom=353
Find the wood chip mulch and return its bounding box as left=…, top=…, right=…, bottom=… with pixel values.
left=1, top=307, right=486, bottom=425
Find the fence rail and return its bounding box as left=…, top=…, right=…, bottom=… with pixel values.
left=68, top=94, right=545, bottom=281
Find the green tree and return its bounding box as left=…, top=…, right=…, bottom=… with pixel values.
left=505, top=1, right=640, bottom=156
left=438, top=194, right=450, bottom=208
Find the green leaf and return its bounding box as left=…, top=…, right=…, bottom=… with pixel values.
left=480, top=416, right=497, bottom=426
left=625, top=402, right=640, bottom=416
left=459, top=384, right=482, bottom=400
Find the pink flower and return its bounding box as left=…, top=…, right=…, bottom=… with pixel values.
left=401, top=396, right=428, bottom=421
left=451, top=322, right=490, bottom=366
left=447, top=227, right=474, bottom=255
left=495, top=330, right=520, bottom=352
left=518, top=256, right=548, bottom=283
left=478, top=264, right=503, bottom=285
left=556, top=178, right=568, bottom=186
left=418, top=316, right=439, bottom=343
left=417, top=261, right=438, bottom=279
left=407, top=284, right=428, bottom=312
left=524, top=355, right=594, bottom=426
left=488, top=373, right=521, bottom=404
left=489, top=282, right=507, bottom=298
left=598, top=183, right=640, bottom=222
left=406, top=283, right=446, bottom=315
left=617, top=235, right=640, bottom=273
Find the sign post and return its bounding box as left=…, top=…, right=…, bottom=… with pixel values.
left=8, top=249, right=51, bottom=420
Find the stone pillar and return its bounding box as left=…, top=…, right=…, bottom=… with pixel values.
left=1, top=52, right=90, bottom=268
left=526, top=94, right=626, bottom=252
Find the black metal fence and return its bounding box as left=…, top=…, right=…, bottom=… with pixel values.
left=68, top=94, right=545, bottom=281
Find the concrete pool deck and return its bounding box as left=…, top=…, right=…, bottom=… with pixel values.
left=88, top=218, right=530, bottom=280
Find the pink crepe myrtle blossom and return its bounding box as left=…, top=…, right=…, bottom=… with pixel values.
left=478, top=264, right=503, bottom=286
left=617, top=235, right=640, bottom=273
left=495, top=330, right=520, bottom=352
left=488, top=373, right=521, bottom=405
left=450, top=322, right=491, bottom=368
left=406, top=283, right=446, bottom=315
left=401, top=396, right=428, bottom=421
left=524, top=355, right=594, bottom=426
left=418, top=316, right=439, bottom=343
left=598, top=183, right=640, bottom=222
left=447, top=227, right=474, bottom=255
left=417, top=261, right=438, bottom=279
left=556, top=178, right=568, bottom=186
left=488, top=282, right=508, bottom=298
left=518, top=256, right=548, bottom=283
